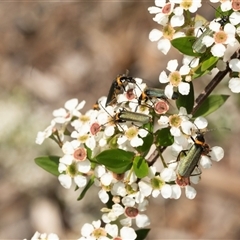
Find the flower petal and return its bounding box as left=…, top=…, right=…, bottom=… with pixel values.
left=58, top=174, right=72, bottom=189
left=161, top=184, right=172, bottom=198
left=120, top=226, right=137, bottom=240
left=185, top=185, right=197, bottom=199
left=178, top=82, right=190, bottom=95
left=229, top=77, right=240, bottom=93
left=149, top=29, right=163, bottom=42
left=210, top=146, right=224, bottom=161
left=157, top=38, right=171, bottom=54
left=135, top=214, right=150, bottom=228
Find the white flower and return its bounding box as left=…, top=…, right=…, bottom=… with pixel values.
left=35, top=120, right=56, bottom=145
left=58, top=164, right=88, bottom=189
left=159, top=59, right=191, bottom=96
left=105, top=224, right=137, bottom=240
left=153, top=29, right=185, bottom=55
left=148, top=1, right=174, bottom=26
left=53, top=98, right=85, bottom=124
left=80, top=220, right=109, bottom=240
left=138, top=166, right=176, bottom=199
left=148, top=0, right=187, bottom=55
left=176, top=0, right=202, bottom=13
left=71, top=109, right=98, bottom=132
left=117, top=126, right=148, bottom=148
left=119, top=196, right=150, bottom=228
left=102, top=203, right=125, bottom=223
left=111, top=181, right=127, bottom=197
left=203, top=22, right=237, bottom=58
left=60, top=141, right=91, bottom=173
left=71, top=128, right=97, bottom=150
left=95, top=169, right=114, bottom=203
left=158, top=107, right=193, bottom=137
left=58, top=141, right=91, bottom=189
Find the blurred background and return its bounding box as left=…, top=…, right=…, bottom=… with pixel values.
left=0, top=1, right=240, bottom=239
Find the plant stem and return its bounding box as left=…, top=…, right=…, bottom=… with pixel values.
left=192, top=49, right=240, bottom=115
left=191, top=66, right=230, bottom=115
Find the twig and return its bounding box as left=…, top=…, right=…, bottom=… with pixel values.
left=192, top=49, right=240, bottom=115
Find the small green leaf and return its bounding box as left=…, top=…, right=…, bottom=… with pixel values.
left=108, top=134, right=119, bottom=149
left=135, top=133, right=153, bottom=156
left=193, top=94, right=229, bottom=117
left=133, top=156, right=149, bottom=178
left=85, top=144, right=93, bottom=160
left=171, top=37, right=200, bottom=57
left=95, top=149, right=134, bottom=174
left=34, top=156, right=60, bottom=176
left=77, top=175, right=95, bottom=201
left=201, top=56, right=219, bottom=72
left=192, top=68, right=210, bottom=79
left=215, top=7, right=232, bottom=18
left=192, top=54, right=219, bottom=79
left=155, top=128, right=174, bottom=147
left=176, top=81, right=194, bottom=114
left=136, top=228, right=151, bottom=240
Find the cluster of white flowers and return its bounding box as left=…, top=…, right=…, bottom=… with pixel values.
left=33, top=1, right=239, bottom=239
left=36, top=73, right=224, bottom=239
left=148, top=0, right=240, bottom=54
left=148, top=0, right=202, bottom=54
left=148, top=0, right=240, bottom=95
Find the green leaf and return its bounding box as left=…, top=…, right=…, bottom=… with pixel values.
left=85, top=144, right=93, bottom=160
left=154, top=128, right=174, bottom=147
left=34, top=156, right=60, bottom=176
left=95, top=149, right=134, bottom=174
left=171, top=37, right=200, bottom=57
left=133, top=156, right=149, bottom=178
left=135, top=133, right=153, bottom=156
left=108, top=134, right=121, bottom=149
left=192, top=68, right=210, bottom=79
left=201, top=56, right=219, bottom=72
left=176, top=81, right=194, bottom=114
left=136, top=228, right=151, bottom=240
left=77, top=175, right=95, bottom=201
left=193, top=94, right=229, bottom=118
left=215, top=7, right=233, bottom=18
